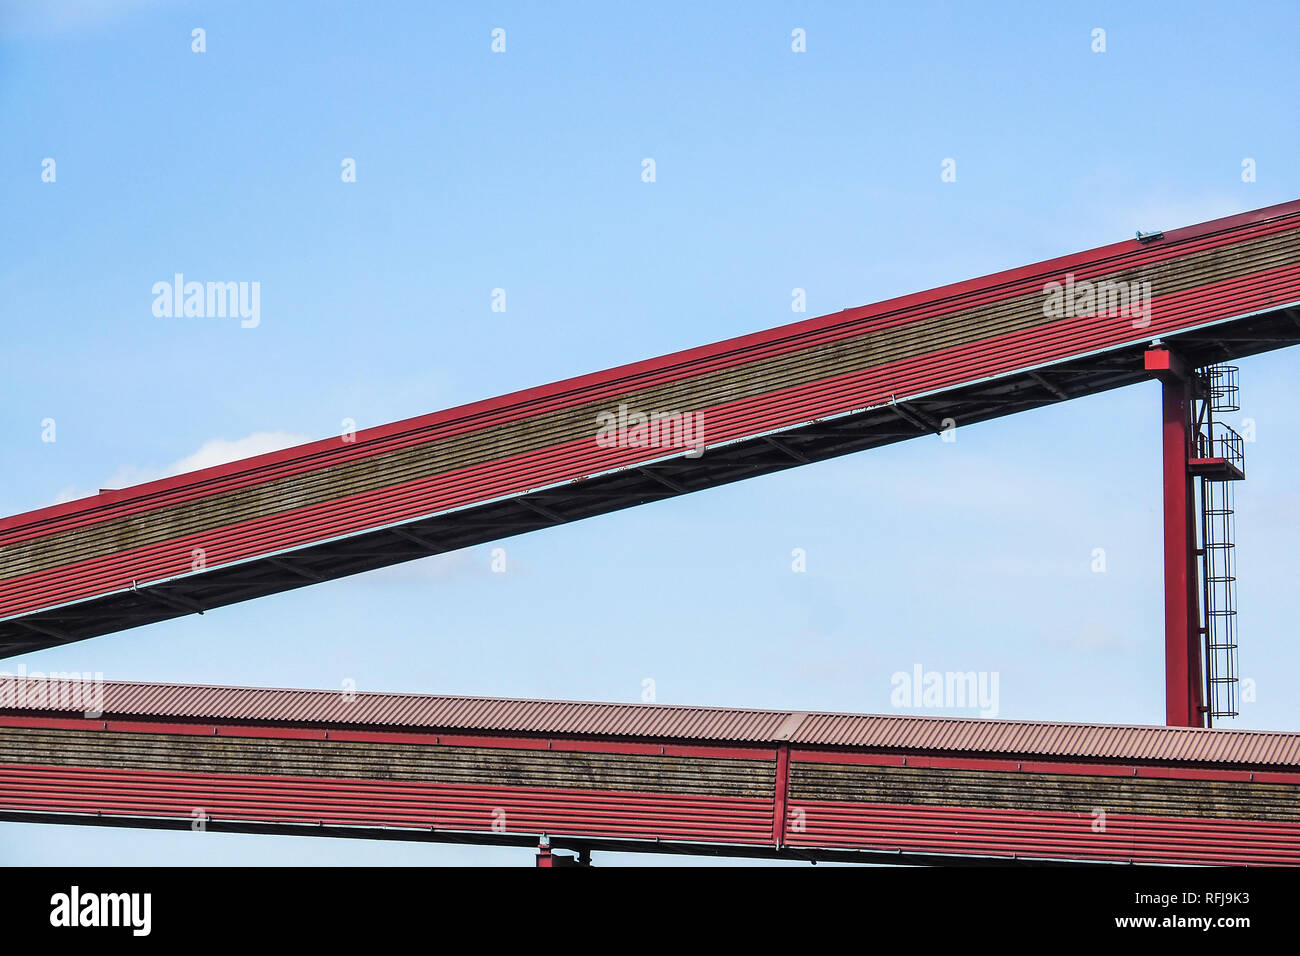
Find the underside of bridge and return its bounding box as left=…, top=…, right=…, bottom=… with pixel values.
left=1, top=680, right=1296, bottom=865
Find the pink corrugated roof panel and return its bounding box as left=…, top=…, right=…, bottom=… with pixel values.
left=3, top=678, right=1299, bottom=767
left=0, top=679, right=794, bottom=743
left=789, top=712, right=1300, bottom=766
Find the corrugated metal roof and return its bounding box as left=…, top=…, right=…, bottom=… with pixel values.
left=3, top=678, right=1299, bottom=767
left=0, top=678, right=793, bottom=743
left=787, top=713, right=1300, bottom=766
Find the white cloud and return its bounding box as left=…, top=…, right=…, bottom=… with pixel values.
left=51, top=431, right=312, bottom=504
left=51, top=486, right=91, bottom=506
left=0, top=0, right=160, bottom=36
left=103, top=432, right=313, bottom=488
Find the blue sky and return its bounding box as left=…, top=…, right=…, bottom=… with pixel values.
left=1, top=0, right=1298, bottom=866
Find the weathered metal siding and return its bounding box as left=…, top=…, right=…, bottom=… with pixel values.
left=783, top=801, right=1300, bottom=865
left=787, top=760, right=1300, bottom=823
left=3, top=202, right=1300, bottom=621
left=783, top=754, right=1300, bottom=863
left=0, top=718, right=780, bottom=846
left=1, top=695, right=1298, bottom=863
left=0, top=765, right=778, bottom=844
left=0, top=725, right=777, bottom=798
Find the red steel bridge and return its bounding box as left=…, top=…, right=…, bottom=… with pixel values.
left=0, top=679, right=1297, bottom=866
left=3, top=200, right=1300, bottom=863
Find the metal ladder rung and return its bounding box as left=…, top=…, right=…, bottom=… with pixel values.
left=1196, top=364, right=1243, bottom=724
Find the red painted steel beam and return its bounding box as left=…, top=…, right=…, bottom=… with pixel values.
left=2, top=761, right=1296, bottom=865
left=772, top=743, right=790, bottom=848
left=1145, top=348, right=1204, bottom=727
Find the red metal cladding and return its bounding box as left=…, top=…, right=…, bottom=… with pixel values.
left=788, top=748, right=1300, bottom=784
left=6, top=200, right=1297, bottom=545
left=784, top=800, right=1300, bottom=866
left=2, top=680, right=1298, bottom=863
left=3, top=203, right=1300, bottom=626
left=6, top=263, right=1300, bottom=620
left=2, top=757, right=1295, bottom=864
left=0, top=765, right=777, bottom=846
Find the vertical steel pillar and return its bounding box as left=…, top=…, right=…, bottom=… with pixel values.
left=535, top=834, right=555, bottom=867
left=534, top=835, right=590, bottom=866
left=1146, top=348, right=1205, bottom=727
left=772, top=744, right=790, bottom=849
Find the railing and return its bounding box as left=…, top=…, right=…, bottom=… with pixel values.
left=1204, top=365, right=1241, bottom=413
left=1193, top=421, right=1245, bottom=473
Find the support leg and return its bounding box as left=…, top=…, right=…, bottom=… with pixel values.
left=1149, top=348, right=1206, bottom=728
left=1147, top=348, right=1205, bottom=727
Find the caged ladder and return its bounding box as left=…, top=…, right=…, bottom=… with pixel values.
left=1190, top=364, right=1245, bottom=724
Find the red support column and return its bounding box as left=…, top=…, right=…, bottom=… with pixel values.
left=534, top=835, right=590, bottom=866
left=771, top=744, right=790, bottom=849
left=535, top=834, right=554, bottom=867
left=1146, top=348, right=1205, bottom=727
